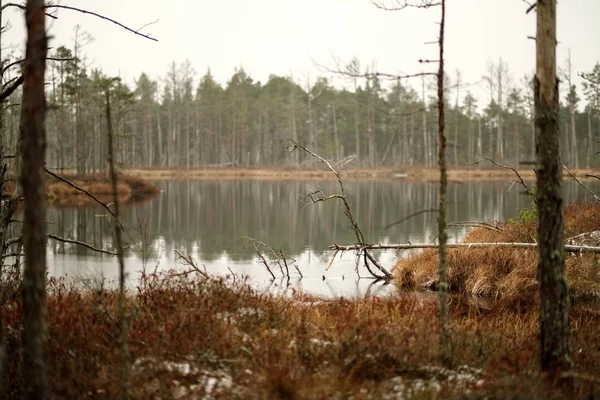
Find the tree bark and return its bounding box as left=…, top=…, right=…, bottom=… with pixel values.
left=535, top=0, right=571, bottom=377
left=106, top=86, right=131, bottom=399
left=20, top=0, right=49, bottom=398
left=437, top=0, right=451, bottom=368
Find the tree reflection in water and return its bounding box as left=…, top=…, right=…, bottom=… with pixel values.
left=41, top=179, right=599, bottom=298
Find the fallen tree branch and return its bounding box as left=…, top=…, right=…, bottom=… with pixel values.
left=331, top=242, right=600, bottom=253
left=174, top=250, right=209, bottom=278
left=48, top=233, right=117, bottom=256
left=289, top=140, right=392, bottom=279
left=447, top=221, right=503, bottom=232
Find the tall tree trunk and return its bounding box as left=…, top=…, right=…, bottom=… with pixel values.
left=570, top=109, right=578, bottom=168
left=354, top=76, right=361, bottom=164
left=586, top=111, right=592, bottom=168
left=290, top=89, right=299, bottom=166
left=497, top=67, right=504, bottom=162
left=105, top=86, right=131, bottom=399
left=20, top=0, right=49, bottom=397
left=422, top=75, right=429, bottom=166
left=454, top=69, right=460, bottom=166
left=535, top=0, right=571, bottom=378
left=332, top=103, right=340, bottom=161
left=437, top=0, right=450, bottom=368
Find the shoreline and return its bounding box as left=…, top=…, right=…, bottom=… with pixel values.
left=118, top=166, right=600, bottom=182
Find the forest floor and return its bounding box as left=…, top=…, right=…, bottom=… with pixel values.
left=121, top=165, right=600, bottom=182
left=2, top=202, right=600, bottom=398
left=3, top=173, right=160, bottom=207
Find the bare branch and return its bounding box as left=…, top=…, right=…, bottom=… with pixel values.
left=313, top=54, right=436, bottom=82
left=289, top=140, right=392, bottom=279
left=447, top=221, right=503, bottom=232
left=1, top=2, right=57, bottom=19
left=385, top=208, right=438, bottom=230
left=526, top=2, right=537, bottom=14
left=45, top=5, right=158, bottom=42
left=254, top=245, right=275, bottom=280
left=0, top=75, right=23, bottom=102
left=47, top=233, right=117, bottom=256
left=563, top=165, right=600, bottom=201
left=44, top=168, right=125, bottom=231
left=2, top=56, right=74, bottom=74
left=473, top=155, right=535, bottom=199
left=174, top=250, right=209, bottom=278
left=371, top=0, right=440, bottom=11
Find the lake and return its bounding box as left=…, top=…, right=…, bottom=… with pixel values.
left=45, top=178, right=600, bottom=298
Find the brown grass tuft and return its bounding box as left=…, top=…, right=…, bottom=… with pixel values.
left=3, top=172, right=159, bottom=207
left=394, top=202, right=600, bottom=308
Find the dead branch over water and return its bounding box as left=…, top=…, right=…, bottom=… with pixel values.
left=289, top=140, right=392, bottom=280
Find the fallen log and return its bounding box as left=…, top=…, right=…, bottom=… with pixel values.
left=330, top=242, right=600, bottom=253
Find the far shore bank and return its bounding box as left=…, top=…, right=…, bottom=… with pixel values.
left=4, top=173, right=160, bottom=207
left=117, top=166, right=600, bottom=182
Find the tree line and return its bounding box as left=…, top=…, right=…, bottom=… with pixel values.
left=2, top=47, right=598, bottom=172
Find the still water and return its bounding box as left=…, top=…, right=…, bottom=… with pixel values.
left=45, top=179, right=600, bottom=298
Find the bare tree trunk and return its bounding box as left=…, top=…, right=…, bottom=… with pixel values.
left=454, top=69, right=460, bottom=166
left=332, top=103, right=340, bottom=161
left=422, top=75, right=429, bottom=166
left=354, top=72, right=361, bottom=164
left=535, top=0, right=571, bottom=378
left=290, top=88, right=299, bottom=166
left=477, top=117, right=482, bottom=162
left=105, top=86, right=131, bottom=399
left=437, top=0, right=450, bottom=368
left=20, top=0, right=49, bottom=397
left=586, top=110, right=592, bottom=168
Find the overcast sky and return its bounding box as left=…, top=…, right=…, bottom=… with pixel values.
left=3, top=0, right=600, bottom=105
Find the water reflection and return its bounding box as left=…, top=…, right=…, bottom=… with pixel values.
left=44, top=179, right=600, bottom=298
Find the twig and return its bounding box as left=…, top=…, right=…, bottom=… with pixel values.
left=2, top=57, right=74, bottom=74
left=563, top=165, right=600, bottom=201
left=44, top=168, right=124, bottom=231
left=385, top=208, right=438, bottom=230
left=474, top=155, right=535, bottom=198
left=560, top=371, right=600, bottom=384
left=1, top=2, right=57, bottom=18
left=174, top=250, right=209, bottom=278
left=0, top=75, right=23, bottom=102
left=371, top=0, right=441, bottom=11
left=255, top=246, right=275, bottom=280
left=289, top=140, right=392, bottom=278
left=331, top=242, right=600, bottom=253
left=45, top=5, right=158, bottom=42
left=47, top=233, right=117, bottom=255
left=447, top=221, right=503, bottom=232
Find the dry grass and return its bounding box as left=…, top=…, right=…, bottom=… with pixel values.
left=3, top=173, right=159, bottom=207
left=119, top=166, right=600, bottom=182
left=394, top=202, right=600, bottom=308
left=2, top=272, right=599, bottom=399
